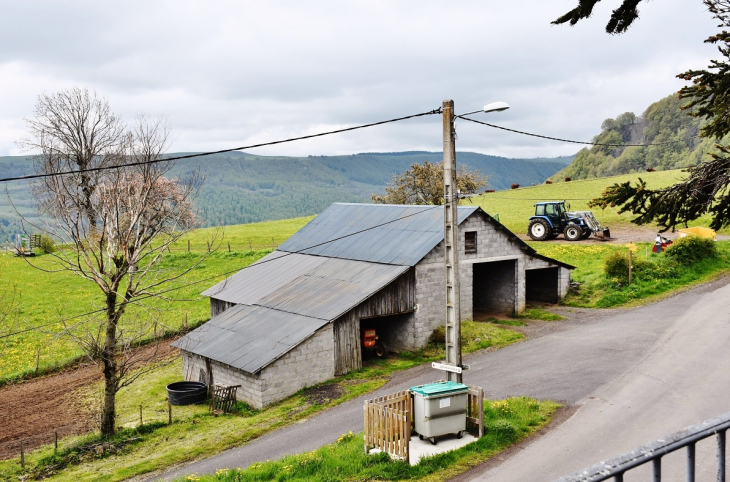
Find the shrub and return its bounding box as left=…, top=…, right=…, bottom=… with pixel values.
left=604, top=250, right=650, bottom=282
left=38, top=234, right=56, bottom=254
left=665, top=235, right=717, bottom=264
left=428, top=326, right=445, bottom=344
left=604, top=251, right=629, bottom=280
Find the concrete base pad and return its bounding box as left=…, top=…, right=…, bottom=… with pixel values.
left=370, top=432, right=479, bottom=466
left=409, top=433, right=477, bottom=465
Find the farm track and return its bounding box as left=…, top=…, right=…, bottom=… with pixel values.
left=0, top=339, right=179, bottom=460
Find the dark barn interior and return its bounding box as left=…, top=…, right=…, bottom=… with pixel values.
left=526, top=267, right=559, bottom=304
left=473, top=260, right=517, bottom=314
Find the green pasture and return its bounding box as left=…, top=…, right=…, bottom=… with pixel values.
left=171, top=216, right=313, bottom=252
left=473, top=169, right=728, bottom=236
left=0, top=249, right=271, bottom=383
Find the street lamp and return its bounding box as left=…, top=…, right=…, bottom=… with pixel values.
left=457, top=101, right=510, bottom=117
left=440, top=99, right=509, bottom=384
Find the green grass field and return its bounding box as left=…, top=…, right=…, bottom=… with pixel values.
left=472, top=169, right=728, bottom=235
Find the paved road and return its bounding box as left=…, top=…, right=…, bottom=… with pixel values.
left=156, top=275, right=730, bottom=481
left=455, top=277, right=730, bottom=481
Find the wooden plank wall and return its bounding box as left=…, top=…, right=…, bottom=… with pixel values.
left=210, top=298, right=236, bottom=318
left=333, top=269, right=415, bottom=376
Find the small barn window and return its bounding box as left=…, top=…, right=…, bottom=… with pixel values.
left=465, top=231, right=477, bottom=254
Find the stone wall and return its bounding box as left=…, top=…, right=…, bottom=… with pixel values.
left=181, top=325, right=335, bottom=409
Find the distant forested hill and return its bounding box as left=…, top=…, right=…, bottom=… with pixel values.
left=553, top=93, right=730, bottom=181
left=0, top=151, right=570, bottom=233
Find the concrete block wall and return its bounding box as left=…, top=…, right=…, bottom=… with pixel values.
left=412, top=212, right=530, bottom=348
left=182, top=352, right=264, bottom=408
left=459, top=214, right=528, bottom=316
left=259, top=325, right=335, bottom=407
left=181, top=325, right=335, bottom=409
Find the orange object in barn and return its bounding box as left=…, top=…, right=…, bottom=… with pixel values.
left=362, top=329, right=377, bottom=349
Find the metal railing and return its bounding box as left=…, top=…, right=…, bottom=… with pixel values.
left=555, top=411, right=729, bottom=482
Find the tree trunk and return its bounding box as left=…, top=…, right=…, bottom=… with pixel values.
left=100, top=291, right=118, bottom=437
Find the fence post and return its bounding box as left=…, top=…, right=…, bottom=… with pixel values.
left=168, top=401, right=172, bottom=424
left=227, top=241, right=231, bottom=252
left=629, top=249, right=633, bottom=285
left=35, top=348, right=41, bottom=375
left=139, top=405, right=143, bottom=427
left=187, top=239, right=191, bottom=252
left=54, top=431, right=58, bottom=455
left=20, top=440, right=24, bottom=469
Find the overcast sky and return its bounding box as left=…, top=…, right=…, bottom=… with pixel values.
left=0, top=1, right=719, bottom=159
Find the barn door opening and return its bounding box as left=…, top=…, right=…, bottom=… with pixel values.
left=526, top=267, right=559, bottom=304
left=473, top=259, right=517, bottom=316
left=360, top=313, right=413, bottom=358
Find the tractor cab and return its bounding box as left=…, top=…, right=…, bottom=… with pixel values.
left=535, top=201, right=566, bottom=227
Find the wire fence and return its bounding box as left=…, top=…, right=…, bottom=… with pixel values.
left=0, top=402, right=178, bottom=464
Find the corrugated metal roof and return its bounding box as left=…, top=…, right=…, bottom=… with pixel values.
left=276, top=203, right=478, bottom=266
left=201, top=251, right=328, bottom=303
left=203, top=252, right=409, bottom=319
left=172, top=304, right=328, bottom=374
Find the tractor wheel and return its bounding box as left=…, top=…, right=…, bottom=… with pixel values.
left=528, top=219, right=551, bottom=241
left=580, top=229, right=592, bottom=240
left=375, top=341, right=388, bottom=358
left=564, top=225, right=582, bottom=241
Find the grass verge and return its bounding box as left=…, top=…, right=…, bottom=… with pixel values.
left=532, top=241, right=730, bottom=308
left=179, top=397, right=560, bottom=482
left=0, top=322, right=523, bottom=481
left=510, top=309, right=565, bottom=321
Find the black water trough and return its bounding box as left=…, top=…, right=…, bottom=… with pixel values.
left=167, top=381, right=207, bottom=406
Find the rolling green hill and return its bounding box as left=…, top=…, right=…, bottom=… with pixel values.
left=553, top=93, right=730, bottom=182
left=0, top=151, right=570, bottom=236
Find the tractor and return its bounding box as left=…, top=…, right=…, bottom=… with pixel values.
left=527, top=201, right=610, bottom=241
left=361, top=328, right=388, bottom=357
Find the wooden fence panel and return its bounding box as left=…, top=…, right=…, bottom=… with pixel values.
left=364, top=390, right=411, bottom=462
left=466, top=385, right=484, bottom=438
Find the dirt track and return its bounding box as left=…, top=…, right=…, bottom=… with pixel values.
left=0, top=340, right=179, bottom=460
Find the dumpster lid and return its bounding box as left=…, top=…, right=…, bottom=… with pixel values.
left=410, top=381, right=469, bottom=397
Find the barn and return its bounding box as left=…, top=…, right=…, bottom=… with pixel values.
left=173, top=203, right=574, bottom=409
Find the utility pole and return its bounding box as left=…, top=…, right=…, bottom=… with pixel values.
left=442, top=99, right=462, bottom=383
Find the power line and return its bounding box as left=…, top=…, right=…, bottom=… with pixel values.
left=0, top=205, right=440, bottom=340
left=457, top=115, right=699, bottom=147
left=0, top=108, right=442, bottom=184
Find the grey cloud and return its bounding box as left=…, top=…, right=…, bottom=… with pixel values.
left=0, top=0, right=720, bottom=159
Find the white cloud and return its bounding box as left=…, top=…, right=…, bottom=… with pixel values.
left=0, top=0, right=720, bottom=158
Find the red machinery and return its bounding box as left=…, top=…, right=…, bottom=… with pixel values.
left=653, top=234, right=673, bottom=253
left=361, top=329, right=387, bottom=357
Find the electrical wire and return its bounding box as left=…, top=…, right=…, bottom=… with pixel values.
left=0, top=108, right=442, bottom=184
left=0, top=205, right=440, bottom=340
left=457, top=115, right=699, bottom=147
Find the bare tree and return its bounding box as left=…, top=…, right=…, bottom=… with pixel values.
left=20, top=87, right=126, bottom=230
left=25, top=106, right=202, bottom=436
left=371, top=160, right=489, bottom=205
